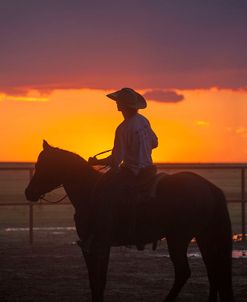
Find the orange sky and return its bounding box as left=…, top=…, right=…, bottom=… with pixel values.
left=1, top=2, right=247, bottom=163
left=0, top=88, right=247, bottom=163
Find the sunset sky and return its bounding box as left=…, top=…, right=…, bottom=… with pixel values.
left=1, top=0, right=247, bottom=163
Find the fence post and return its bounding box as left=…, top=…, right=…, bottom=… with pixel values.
left=29, top=203, right=33, bottom=244
left=29, top=168, right=34, bottom=244
left=241, top=168, right=246, bottom=241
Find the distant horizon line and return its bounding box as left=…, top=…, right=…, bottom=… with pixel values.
left=1, top=161, right=247, bottom=165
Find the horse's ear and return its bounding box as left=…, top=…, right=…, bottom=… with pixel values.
left=43, top=140, right=52, bottom=150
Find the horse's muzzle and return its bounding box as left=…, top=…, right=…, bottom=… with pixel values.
left=25, top=187, right=40, bottom=202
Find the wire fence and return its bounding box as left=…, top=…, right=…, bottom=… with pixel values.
left=0, top=163, right=246, bottom=244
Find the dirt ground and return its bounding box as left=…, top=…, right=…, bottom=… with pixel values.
left=0, top=230, right=246, bottom=302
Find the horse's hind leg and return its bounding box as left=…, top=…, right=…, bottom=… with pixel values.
left=163, top=234, right=192, bottom=302
left=196, top=235, right=218, bottom=302
left=196, top=232, right=233, bottom=302
left=196, top=191, right=233, bottom=302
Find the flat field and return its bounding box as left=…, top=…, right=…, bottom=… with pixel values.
left=0, top=164, right=246, bottom=301
left=0, top=232, right=247, bottom=302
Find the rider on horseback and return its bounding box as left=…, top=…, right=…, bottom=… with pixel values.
left=85, top=88, right=158, bottom=252
left=89, top=87, right=158, bottom=175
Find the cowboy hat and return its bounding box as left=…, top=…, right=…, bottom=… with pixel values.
left=106, top=88, right=147, bottom=109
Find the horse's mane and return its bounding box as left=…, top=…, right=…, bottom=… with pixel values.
left=55, top=147, right=87, bottom=164
left=50, top=147, right=100, bottom=176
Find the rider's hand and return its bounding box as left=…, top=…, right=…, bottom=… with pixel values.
left=88, top=156, right=98, bottom=166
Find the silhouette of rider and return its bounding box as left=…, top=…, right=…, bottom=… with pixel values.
left=89, top=87, right=158, bottom=174
left=86, top=88, right=158, bottom=252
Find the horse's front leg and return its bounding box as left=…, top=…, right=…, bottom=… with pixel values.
left=164, top=234, right=191, bottom=302
left=83, top=248, right=110, bottom=302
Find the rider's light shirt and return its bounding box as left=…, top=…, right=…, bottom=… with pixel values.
left=110, top=113, right=158, bottom=174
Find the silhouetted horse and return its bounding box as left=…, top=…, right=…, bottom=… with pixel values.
left=25, top=141, right=233, bottom=302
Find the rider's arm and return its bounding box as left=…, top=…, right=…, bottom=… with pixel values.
left=109, top=126, right=125, bottom=168
left=151, top=130, right=158, bottom=149
left=88, top=125, right=126, bottom=167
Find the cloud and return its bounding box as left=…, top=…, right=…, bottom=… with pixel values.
left=0, top=87, right=30, bottom=96
left=0, top=87, right=49, bottom=102
left=195, top=120, right=210, bottom=127
left=143, top=90, right=184, bottom=103
left=0, top=94, right=48, bottom=102
left=235, top=127, right=247, bottom=138
left=0, top=1, right=247, bottom=91
left=6, top=96, right=48, bottom=102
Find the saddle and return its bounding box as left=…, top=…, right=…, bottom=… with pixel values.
left=79, top=168, right=167, bottom=253
left=112, top=172, right=167, bottom=250
left=134, top=171, right=167, bottom=200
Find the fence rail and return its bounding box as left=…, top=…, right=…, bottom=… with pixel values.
left=0, top=163, right=246, bottom=244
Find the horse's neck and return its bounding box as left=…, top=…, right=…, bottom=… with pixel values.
left=62, top=163, right=99, bottom=212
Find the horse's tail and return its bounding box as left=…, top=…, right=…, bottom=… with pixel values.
left=213, top=187, right=233, bottom=301
left=197, top=185, right=234, bottom=301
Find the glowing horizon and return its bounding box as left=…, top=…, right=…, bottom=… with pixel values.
left=1, top=88, right=247, bottom=163
left=1, top=2, right=247, bottom=163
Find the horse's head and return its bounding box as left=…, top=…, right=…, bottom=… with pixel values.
left=25, top=140, right=65, bottom=201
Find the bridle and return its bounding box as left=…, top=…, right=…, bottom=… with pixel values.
left=38, top=149, right=112, bottom=203
left=40, top=185, right=68, bottom=204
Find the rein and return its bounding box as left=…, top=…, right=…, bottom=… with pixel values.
left=93, top=149, right=112, bottom=171
left=40, top=185, right=68, bottom=204
left=94, top=149, right=112, bottom=157
left=39, top=149, right=112, bottom=203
